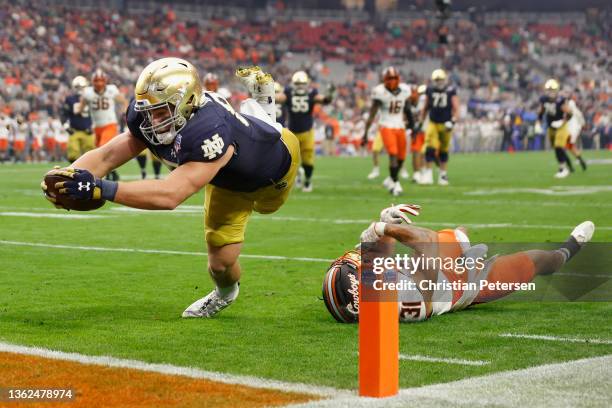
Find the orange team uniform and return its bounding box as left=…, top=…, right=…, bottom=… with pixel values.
left=81, top=84, right=121, bottom=147
left=370, top=82, right=412, bottom=160
left=398, top=229, right=537, bottom=322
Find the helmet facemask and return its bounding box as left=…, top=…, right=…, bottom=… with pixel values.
left=135, top=92, right=187, bottom=145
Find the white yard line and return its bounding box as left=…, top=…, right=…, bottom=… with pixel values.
left=500, top=333, right=612, bottom=345
left=399, top=354, right=489, bottom=366
left=288, top=354, right=612, bottom=407
left=0, top=211, right=112, bottom=219
left=0, top=240, right=333, bottom=263
left=2, top=205, right=610, bottom=230
left=0, top=341, right=346, bottom=398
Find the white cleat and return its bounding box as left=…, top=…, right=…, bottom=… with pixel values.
left=400, top=168, right=409, bottom=179
left=235, top=66, right=263, bottom=95
left=419, top=169, right=433, bottom=185
left=570, top=221, right=595, bottom=244
left=391, top=181, right=403, bottom=196
left=438, top=173, right=449, bottom=186
left=367, top=167, right=380, bottom=180
left=554, top=167, right=570, bottom=179
left=302, top=182, right=313, bottom=193
left=252, top=72, right=275, bottom=104
left=382, top=176, right=394, bottom=190
left=182, top=288, right=239, bottom=318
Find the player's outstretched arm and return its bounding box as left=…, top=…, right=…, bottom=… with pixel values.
left=112, top=146, right=234, bottom=210
left=362, top=101, right=381, bottom=145
left=72, top=131, right=145, bottom=178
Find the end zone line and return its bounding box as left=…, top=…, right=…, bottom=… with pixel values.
left=500, top=333, right=612, bottom=345
left=0, top=240, right=333, bottom=263
left=399, top=354, right=489, bottom=366
left=287, top=354, right=612, bottom=407
left=0, top=341, right=348, bottom=398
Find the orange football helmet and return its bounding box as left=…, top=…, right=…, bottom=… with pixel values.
left=92, top=69, right=107, bottom=93
left=382, top=66, right=400, bottom=91
left=204, top=73, right=219, bottom=92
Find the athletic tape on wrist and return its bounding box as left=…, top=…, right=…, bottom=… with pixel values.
left=98, top=178, right=118, bottom=201
left=374, top=222, right=386, bottom=237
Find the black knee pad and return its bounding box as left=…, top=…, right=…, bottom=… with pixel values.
left=425, top=147, right=436, bottom=163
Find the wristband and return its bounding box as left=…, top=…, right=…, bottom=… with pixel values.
left=97, top=178, right=118, bottom=201
left=374, top=222, right=386, bottom=237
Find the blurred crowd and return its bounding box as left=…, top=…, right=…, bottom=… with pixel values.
left=0, top=0, right=609, bottom=162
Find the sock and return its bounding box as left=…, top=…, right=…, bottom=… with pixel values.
left=554, top=147, right=565, bottom=164
left=215, top=282, right=239, bottom=300
left=566, top=154, right=575, bottom=172
left=440, top=170, right=447, bottom=178
left=577, top=155, right=587, bottom=170
left=303, top=164, right=313, bottom=185
left=397, top=160, right=404, bottom=172
left=556, top=236, right=582, bottom=263
left=153, top=160, right=162, bottom=178
left=389, top=165, right=399, bottom=182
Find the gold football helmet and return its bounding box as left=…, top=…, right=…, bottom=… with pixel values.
left=71, top=76, right=88, bottom=91
left=291, top=71, right=310, bottom=92
left=431, top=69, right=448, bottom=89
left=134, top=57, right=202, bottom=145
left=544, top=78, right=560, bottom=98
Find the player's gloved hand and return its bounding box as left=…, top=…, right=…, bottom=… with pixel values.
left=550, top=119, right=564, bottom=129
left=414, top=121, right=423, bottom=133
left=360, top=222, right=387, bottom=242
left=325, top=84, right=337, bottom=101
left=40, top=168, right=66, bottom=209
left=444, top=120, right=455, bottom=130
left=53, top=168, right=101, bottom=201
left=380, top=204, right=421, bottom=224
left=54, top=168, right=117, bottom=201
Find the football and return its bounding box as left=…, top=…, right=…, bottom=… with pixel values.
left=43, top=171, right=106, bottom=211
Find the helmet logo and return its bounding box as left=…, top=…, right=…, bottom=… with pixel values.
left=345, top=272, right=360, bottom=315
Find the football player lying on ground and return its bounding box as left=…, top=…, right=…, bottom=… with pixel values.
left=41, top=58, right=300, bottom=318
left=322, top=204, right=595, bottom=322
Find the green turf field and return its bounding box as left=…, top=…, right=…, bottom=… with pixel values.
left=0, top=150, right=610, bottom=390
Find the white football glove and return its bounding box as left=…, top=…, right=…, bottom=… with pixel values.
left=550, top=119, right=565, bottom=129
left=444, top=120, right=455, bottom=130
left=360, top=222, right=386, bottom=242
left=380, top=204, right=421, bottom=225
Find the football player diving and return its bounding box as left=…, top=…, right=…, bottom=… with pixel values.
left=42, top=58, right=300, bottom=318
left=322, top=204, right=595, bottom=323
left=419, top=69, right=459, bottom=186
left=362, top=67, right=414, bottom=196
left=276, top=71, right=335, bottom=192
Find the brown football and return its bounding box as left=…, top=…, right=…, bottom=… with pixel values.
left=43, top=172, right=106, bottom=211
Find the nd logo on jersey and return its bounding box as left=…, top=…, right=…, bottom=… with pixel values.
left=201, top=134, right=224, bottom=160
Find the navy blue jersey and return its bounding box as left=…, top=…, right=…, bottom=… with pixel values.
left=539, top=95, right=566, bottom=124
left=62, top=94, right=92, bottom=131
left=284, top=86, right=318, bottom=133
left=425, top=86, right=456, bottom=123
left=126, top=93, right=291, bottom=193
